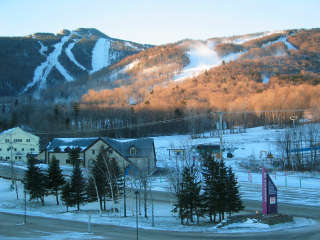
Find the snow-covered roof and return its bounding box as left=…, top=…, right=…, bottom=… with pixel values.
left=47, top=137, right=155, bottom=159
left=47, top=137, right=99, bottom=152
left=0, top=127, right=17, bottom=136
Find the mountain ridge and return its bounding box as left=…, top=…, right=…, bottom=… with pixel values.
left=0, top=28, right=151, bottom=99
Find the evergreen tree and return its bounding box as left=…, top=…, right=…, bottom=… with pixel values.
left=47, top=156, right=65, bottom=205
left=92, top=152, right=108, bottom=211
left=225, top=167, right=244, bottom=216
left=216, top=160, right=228, bottom=222
left=68, top=147, right=81, bottom=166
left=201, top=155, right=219, bottom=223
left=70, top=162, right=87, bottom=211
left=61, top=182, right=72, bottom=212
left=173, top=166, right=202, bottom=224
left=24, top=155, right=47, bottom=206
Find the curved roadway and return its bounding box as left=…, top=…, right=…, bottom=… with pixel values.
left=0, top=199, right=319, bottom=240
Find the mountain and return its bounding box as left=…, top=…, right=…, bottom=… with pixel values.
left=1, top=27, right=320, bottom=113
left=82, top=28, right=320, bottom=112
left=0, top=28, right=151, bottom=99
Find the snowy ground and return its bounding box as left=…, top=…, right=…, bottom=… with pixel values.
left=0, top=126, right=319, bottom=235
left=151, top=126, right=320, bottom=206
left=0, top=178, right=316, bottom=235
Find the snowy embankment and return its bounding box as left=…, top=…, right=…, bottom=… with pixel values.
left=0, top=178, right=316, bottom=234
left=24, top=34, right=74, bottom=94
left=65, top=41, right=87, bottom=71
left=90, top=38, right=111, bottom=73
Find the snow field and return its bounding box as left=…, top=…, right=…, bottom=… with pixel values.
left=90, top=38, right=111, bottom=73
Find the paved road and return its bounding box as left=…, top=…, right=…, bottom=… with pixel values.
left=1, top=164, right=319, bottom=239
left=0, top=200, right=319, bottom=240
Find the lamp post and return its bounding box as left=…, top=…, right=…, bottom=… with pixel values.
left=135, top=190, right=139, bottom=240
left=123, top=159, right=127, bottom=217
left=24, top=189, right=27, bottom=224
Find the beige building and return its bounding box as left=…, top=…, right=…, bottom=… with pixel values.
left=38, top=137, right=157, bottom=174
left=0, top=127, right=40, bottom=162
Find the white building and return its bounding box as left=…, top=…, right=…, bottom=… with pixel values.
left=0, top=127, right=40, bottom=162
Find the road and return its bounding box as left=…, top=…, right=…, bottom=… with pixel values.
left=0, top=164, right=319, bottom=239
left=0, top=200, right=319, bottom=240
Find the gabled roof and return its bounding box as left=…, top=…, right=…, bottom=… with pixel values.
left=47, top=137, right=99, bottom=152
left=47, top=136, right=155, bottom=159
left=0, top=126, right=38, bottom=138
left=0, top=127, right=20, bottom=136
left=102, top=137, right=154, bottom=158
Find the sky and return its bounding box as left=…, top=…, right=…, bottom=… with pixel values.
left=0, top=0, right=319, bottom=45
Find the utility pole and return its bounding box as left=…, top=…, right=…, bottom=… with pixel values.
left=123, top=159, right=127, bottom=217
left=219, top=112, right=223, bottom=162
left=24, top=190, right=27, bottom=224
left=135, top=191, right=139, bottom=240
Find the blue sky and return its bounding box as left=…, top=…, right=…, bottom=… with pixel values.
left=1, top=0, right=319, bottom=45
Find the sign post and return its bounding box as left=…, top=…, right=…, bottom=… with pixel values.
left=262, top=167, right=278, bottom=215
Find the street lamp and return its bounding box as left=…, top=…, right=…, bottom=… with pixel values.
left=135, top=190, right=139, bottom=240
left=23, top=189, right=27, bottom=224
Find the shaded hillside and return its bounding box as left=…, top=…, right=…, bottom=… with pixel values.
left=0, top=28, right=149, bottom=99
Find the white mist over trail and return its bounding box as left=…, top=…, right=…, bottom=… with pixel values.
left=174, top=31, right=286, bottom=82
left=174, top=41, right=243, bottom=82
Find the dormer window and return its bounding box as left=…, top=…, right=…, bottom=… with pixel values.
left=129, top=146, right=136, bottom=156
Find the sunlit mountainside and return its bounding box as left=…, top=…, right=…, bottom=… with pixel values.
left=82, top=28, right=320, bottom=113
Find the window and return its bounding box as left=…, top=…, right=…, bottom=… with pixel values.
left=6, top=156, right=10, bottom=160
left=15, top=156, right=18, bottom=160
left=14, top=139, right=22, bottom=142
left=66, top=159, right=71, bottom=164
left=30, top=148, right=35, bottom=152
left=7, top=148, right=10, bottom=151
left=22, top=148, right=24, bottom=151
left=26, top=139, right=30, bottom=142
left=5, top=139, right=9, bottom=143
left=14, top=148, right=17, bottom=151
left=0, top=156, right=2, bottom=160
left=0, top=148, right=2, bottom=151
left=92, top=150, right=95, bottom=155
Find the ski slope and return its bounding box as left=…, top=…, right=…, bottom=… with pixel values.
left=90, top=38, right=111, bottom=73
left=24, top=34, right=73, bottom=96
left=174, top=31, right=285, bottom=82
left=65, top=40, right=86, bottom=71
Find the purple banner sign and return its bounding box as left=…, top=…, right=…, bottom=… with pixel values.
left=262, top=167, right=267, bottom=215
left=262, top=167, right=278, bottom=215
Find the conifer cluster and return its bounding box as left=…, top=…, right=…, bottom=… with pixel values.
left=173, top=154, right=243, bottom=225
